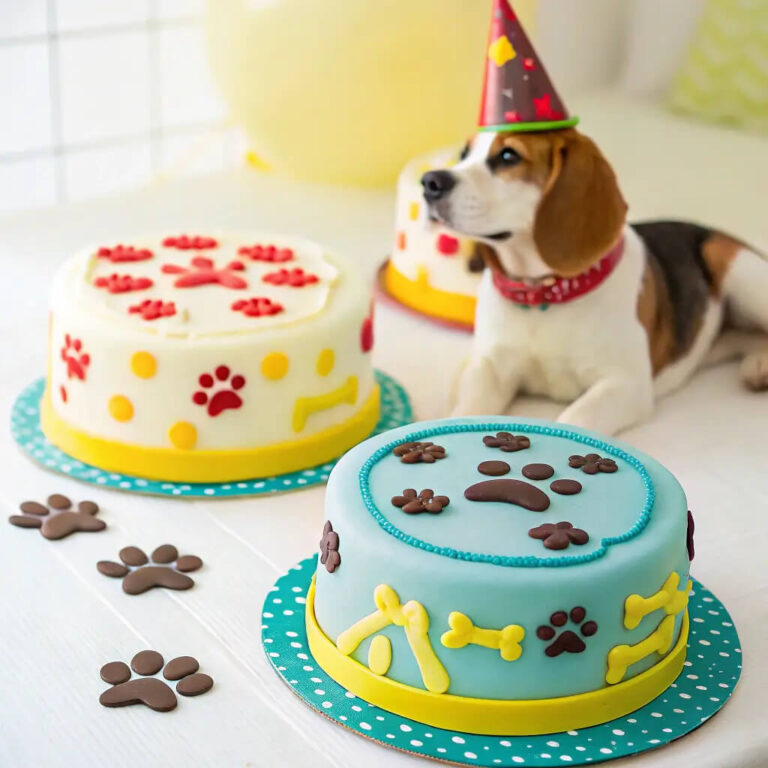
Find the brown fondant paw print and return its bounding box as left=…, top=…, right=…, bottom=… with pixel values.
left=97, top=545, right=203, bottom=595
left=99, top=650, right=213, bottom=712
left=568, top=453, right=618, bottom=474
left=528, top=521, right=589, bottom=550
left=482, top=432, right=531, bottom=452
left=393, top=441, right=447, bottom=464
left=537, top=607, right=598, bottom=657
left=8, top=495, right=105, bottom=540
left=391, top=488, right=450, bottom=515
left=319, top=521, right=340, bottom=573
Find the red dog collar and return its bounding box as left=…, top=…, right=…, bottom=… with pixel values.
left=491, top=238, right=624, bottom=307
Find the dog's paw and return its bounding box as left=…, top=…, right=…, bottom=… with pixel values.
left=741, top=352, right=768, bottom=391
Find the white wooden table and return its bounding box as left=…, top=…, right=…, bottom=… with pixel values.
left=1, top=160, right=766, bottom=768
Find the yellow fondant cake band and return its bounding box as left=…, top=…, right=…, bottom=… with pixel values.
left=305, top=579, right=689, bottom=736
left=384, top=260, right=476, bottom=328
left=41, top=385, right=379, bottom=483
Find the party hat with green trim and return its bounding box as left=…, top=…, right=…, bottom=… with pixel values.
left=478, top=0, right=578, bottom=133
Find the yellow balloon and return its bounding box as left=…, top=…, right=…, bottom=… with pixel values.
left=206, top=0, right=538, bottom=186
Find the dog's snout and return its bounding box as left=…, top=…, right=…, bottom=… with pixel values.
left=421, top=170, right=456, bottom=202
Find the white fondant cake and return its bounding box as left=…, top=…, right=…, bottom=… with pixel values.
left=43, top=232, right=378, bottom=482
left=385, top=146, right=482, bottom=327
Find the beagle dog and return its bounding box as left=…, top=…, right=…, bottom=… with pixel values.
left=422, top=128, right=768, bottom=435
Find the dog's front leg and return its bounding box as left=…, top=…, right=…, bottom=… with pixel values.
left=556, top=374, right=653, bottom=436
left=452, top=352, right=521, bottom=417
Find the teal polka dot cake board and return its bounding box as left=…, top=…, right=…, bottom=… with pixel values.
left=263, top=556, right=741, bottom=766
left=10, top=371, right=411, bottom=498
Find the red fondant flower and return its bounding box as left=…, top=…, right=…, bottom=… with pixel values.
left=262, top=268, right=319, bottom=288
left=97, top=244, right=153, bottom=263
left=94, top=274, right=153, bottom=293
left=129, top=299, right=177, bottom=320
left=162, top=256, right=247, bottom=290
left=533, top=93, right=564, bottom=121
left=237, top=244, right=294, bottom=263
left=162, top=234, right=218, bottom=250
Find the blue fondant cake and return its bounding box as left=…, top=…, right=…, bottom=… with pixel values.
left=309, top=417, right=693, bottom=734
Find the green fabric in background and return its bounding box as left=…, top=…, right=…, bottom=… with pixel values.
left=668, top=0, right=768, bottom=132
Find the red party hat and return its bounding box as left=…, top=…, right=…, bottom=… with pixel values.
left=478, top=0, right=578, bottom=132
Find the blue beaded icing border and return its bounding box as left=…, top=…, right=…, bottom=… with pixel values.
left=358, top=422, right=656, bottom=568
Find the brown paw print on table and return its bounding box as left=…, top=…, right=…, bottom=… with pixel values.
left=8, top=494, right=105, bottom=540
left=393, top=441, right=446, bottom=464
left=99, top=650, right=213, bottom=712
left=391, top=489, right=450, bottom=515
left=97, top=545, right=202, bottom=595
left=537, top=607, right=598, bottom=657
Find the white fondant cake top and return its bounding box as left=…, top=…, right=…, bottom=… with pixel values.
left=52, top=232, right=339, bottom=338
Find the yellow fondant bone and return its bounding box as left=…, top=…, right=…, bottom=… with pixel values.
left=336, top=584, right=450, bottom=694
left=606, top=614, right=678, bottom=685
left=292, top=375, right=358, bottom=433
left=441, top=612, right=525, bottom=662
left=624, top=573, right=692, bottom=630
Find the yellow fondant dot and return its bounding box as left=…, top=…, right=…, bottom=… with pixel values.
left=169, top=421, right=197, bottom=450
left=261, top=352, right=289, bottom=380
left=316, top=348, right=335, bottom=377
left=408, top=202, right=420, bottom=221
left=108, top=395, right=134, bottom=422
left=131, top=351, right=157, bottom=379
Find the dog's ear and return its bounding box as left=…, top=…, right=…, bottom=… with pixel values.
left=533, top=130, right=627, bottom=276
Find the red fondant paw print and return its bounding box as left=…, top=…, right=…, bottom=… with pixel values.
left=162, top=234, right=218, bottom=250
left=162, top=257, right=247, bottom=290
left=262, top=268, right=319, bottom=287
left=192, top=366, right=246, bottom=417
left=237, top=244, right=294, bottom=263
left=231, top=297, right=284, bottom=318
left=129, top=299, right=177, bottom=321
left=60, top=334, right=90, bottom=380
left=97, top=244, right=153, bottom=263
left=94, top=274, right=153, bottom=294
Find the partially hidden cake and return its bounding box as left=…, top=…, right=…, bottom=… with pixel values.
left=385, top=147, right=482, bottom=329
left=309, top=417, right=693, bottom=735
left=43, top=232, right=378, bottom=483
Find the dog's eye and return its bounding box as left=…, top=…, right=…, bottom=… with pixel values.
left=499, top=147, right=521, bottom=166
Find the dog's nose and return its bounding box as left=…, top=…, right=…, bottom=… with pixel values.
left=421, top=170, right=456, bottom=202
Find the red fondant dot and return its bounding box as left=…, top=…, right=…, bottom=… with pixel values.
left=65, top=334, right=71, bottom=346
left=523, top=57, right=536, bottom=71
left=199, top=373, right=214, bottom=388
left=80, top=353, right=90, bottom=366
left=60, top=385, right=67, bottom=403
left=231, top=375, right=245, bottom=390
left=73, top=339, right=82, bottom=352
left=193, top=391, right=208, bottom=405
left=436, top=234, right=460, bottom=256
left=504, top=110, right=521, bottom=123
left=215, top=365, right=230, bottom=381
left=360, top=316, right=374, bottom=353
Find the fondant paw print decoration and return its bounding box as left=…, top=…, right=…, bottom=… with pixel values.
left=537, top=607, right=597, bottom=657
left=162, top=256, right=247, bottom=290
left=60, top=334, right=90, bottom=380
left=9, top=494, right=105, bottom=540
left=97, top=544, right=203, bottom=595
left=99, top=650, right=213, bottom=712
left=193, top=366, right=246, bottom=417
left=319, top=521, right=340, bottom=573
left=569, top=453, right=618, bottom=475
left=94, top=273, right=154, bottom=293
left=129, top=298, right=177, bottom=321
left=97, top=244, right=153, bottom=263
left=391, top=488, right=450, bottom=515
left=393, top=441, right=446, bottom=464
left=529, top=521, right=589, bottom=550
left=162, top=234, right=218, bottom=250
left=482, top=431, right=530, bottom=452
left=238, top=243, right=294, bottom=263
left=262, top=267, right=319, bottom=288
left=231, top=297, right=284, bottom=318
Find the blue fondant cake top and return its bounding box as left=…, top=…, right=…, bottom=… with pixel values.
left=359, top=421, right=655, bottom=567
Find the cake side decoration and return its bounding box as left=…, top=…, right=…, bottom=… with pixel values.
left=606, top=615, right=678, bottom=685
left=623, top=572, right=692, bottom=630
left=536, top=607, right=597, bottom=657
left=319, top=521, right=340, bottom=574
left=336, top=584, right=450, bottom=694
left=441, top=612, right=524, bottom=662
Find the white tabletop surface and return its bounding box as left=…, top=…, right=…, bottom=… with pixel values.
left=1, top=138, right=766, bottom=767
